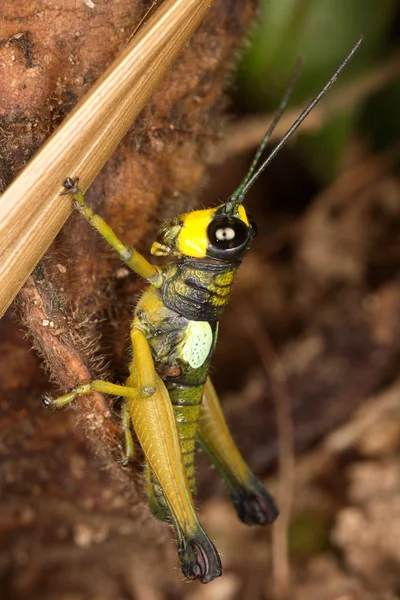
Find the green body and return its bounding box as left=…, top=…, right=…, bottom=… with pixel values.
left=135, top=260, right=237, bottom=518
left=45, top=174, right=281, bottom=584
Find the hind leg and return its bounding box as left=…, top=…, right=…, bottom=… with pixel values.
left=126, top=326, right=221, bottom=583
left=197, top=377, right=279, bottom=525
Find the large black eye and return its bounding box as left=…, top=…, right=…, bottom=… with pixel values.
left=207, top=216, right=249, bottom=251
left=208, top=217, right=249, bottom=249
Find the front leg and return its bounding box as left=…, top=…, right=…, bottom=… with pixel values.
left=62, top=178, right=162, bottom=287
left=197, top=377, right=279, bottom=525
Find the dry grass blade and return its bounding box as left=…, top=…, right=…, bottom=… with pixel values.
left=0, top=0, right=213, bottom=318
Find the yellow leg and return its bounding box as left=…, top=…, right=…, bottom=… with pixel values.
left=127, top=330, right=221, bottom=583
left=43, top=380, right=139, bottom=408
left=62, top=178, right=162, bottom=287
left=197, top=378, right=279, bottom=525
left=130, top=327, right=156, bottom=398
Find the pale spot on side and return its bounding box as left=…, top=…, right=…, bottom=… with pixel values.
left=182, top=321, right=213, bottom=368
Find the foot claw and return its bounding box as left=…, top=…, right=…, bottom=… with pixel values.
left=61, top=177, right=80, bottom=195
left=42, top=394, right=52, bottom=408
left=178, top=532, right=222, bottom=584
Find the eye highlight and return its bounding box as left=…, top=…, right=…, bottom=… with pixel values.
left=215, top=227, right=236, bottom=242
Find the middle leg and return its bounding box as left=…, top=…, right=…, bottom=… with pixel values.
left=43, top=380, right=139, bottom=408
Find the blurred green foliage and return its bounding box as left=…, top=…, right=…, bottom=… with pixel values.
left=288, top=511, right=330, bottom=560
left=238, top=0, right=398, bottom=180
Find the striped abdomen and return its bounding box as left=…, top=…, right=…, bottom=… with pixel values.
left=145, top=383, right=204, bottom=522
left=169, top=383, right=204, bottom=493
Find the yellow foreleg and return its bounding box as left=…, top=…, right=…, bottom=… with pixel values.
left=62, top=178, right=162, bottom=286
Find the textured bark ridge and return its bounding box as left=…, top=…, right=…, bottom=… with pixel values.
left=0, top=1, right=257, bottom=598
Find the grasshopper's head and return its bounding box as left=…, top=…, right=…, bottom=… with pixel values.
left=151, top=203, right=257, bottom=262
left=151, top=39, right=363, bottom=263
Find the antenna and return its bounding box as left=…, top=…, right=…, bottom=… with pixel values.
left=228, top=36, right=363, bottom=209
left=229, top=58, right=303, bottom=206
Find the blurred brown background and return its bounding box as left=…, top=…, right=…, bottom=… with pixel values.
left=1, top=1, right=400, bottom=599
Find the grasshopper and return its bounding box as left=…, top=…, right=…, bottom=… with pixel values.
left=43, top=38, right=362, bottom=583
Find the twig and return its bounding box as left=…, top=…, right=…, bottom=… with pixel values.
left=260, top=143, right=400, bottom=257
left=211, top=51, right=400, bottom=163
left=325, top=377, right=400, bottom=454
left=293, top=377, right=400, bottom=487
left=244, top=309, right=295, bottom=600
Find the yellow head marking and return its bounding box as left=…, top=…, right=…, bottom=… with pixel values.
left=237, top=205, right=249, bottom=226
left=176, top=208, right=215, bottom=258
left=176, top=205, right=250, bottom=258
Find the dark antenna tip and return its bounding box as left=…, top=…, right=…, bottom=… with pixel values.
left=226, top=56, right=304, bottom=212
left=236, top=36, right=364, bottom=202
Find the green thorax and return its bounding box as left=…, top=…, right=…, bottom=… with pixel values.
left=160, top=258, right=240, bottom=322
